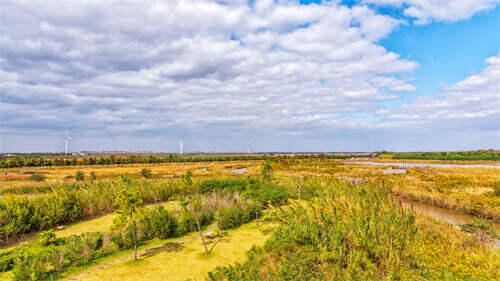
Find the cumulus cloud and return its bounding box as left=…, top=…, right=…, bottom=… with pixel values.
left=0, top=0, right=422, bottom=152
left=380, top=53, right=500, bottom=130
left=0, top=0, right=497, bottom=152
left=364, top=0, right=500, bottom=24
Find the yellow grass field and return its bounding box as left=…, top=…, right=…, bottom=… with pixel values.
left=0, top=160, right=261, bottom=190
left=58, top=222, right=271, bottom=281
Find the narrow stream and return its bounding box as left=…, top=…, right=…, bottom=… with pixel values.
left=400, top=199, right=500, bottom=248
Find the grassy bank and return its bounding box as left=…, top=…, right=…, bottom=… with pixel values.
left=387, top=167, right=500, bottom=222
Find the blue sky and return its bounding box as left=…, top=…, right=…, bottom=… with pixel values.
left=0, top=0, right=499, bottom=153
left=381, top=5, right=500, bottom=98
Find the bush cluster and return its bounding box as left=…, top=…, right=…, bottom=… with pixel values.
left=199, top=178, right=248, bottom=194
left=11, top=232, right=105, bottom=281
left=0, top=190, right=82, bottom=244
left=204, top=193, right=261, bottom=230
left=4, top=191, right=263, bottom=280
left=0, top=175, right=289, bottom=246
left=28, top=173, right=45, bottom=182
left=0, top=180, right=182, bottom=245
left=199, top=177, right=289, bottom=207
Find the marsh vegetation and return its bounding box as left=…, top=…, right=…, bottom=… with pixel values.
left=0, top=157, right=498, bottom=280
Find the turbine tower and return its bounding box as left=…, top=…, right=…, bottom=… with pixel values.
left=65, top=129, right=72, bottom=155
left=247, top=142, right=250, bottom=154
left=179, top=140, right=183, bottom=155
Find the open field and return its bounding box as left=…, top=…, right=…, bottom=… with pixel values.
left=1, top=158, right=499, bottom=280
left=0, top=160, right=260, bottom=191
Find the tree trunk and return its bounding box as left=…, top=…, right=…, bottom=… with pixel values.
left=216, top=211, right=220, bottom=236
left=196, top=217, right=209, bottom=254
left=132, top=218, right=138, bottom=261
left=255, top=208, right=259, bottom=227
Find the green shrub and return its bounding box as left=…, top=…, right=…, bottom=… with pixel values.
left=243, top=185, right=289, bottom=206
left=218, top=207, right=245, bottom=230
left=460, top=218, right=499, bottom=243
left=0, top=179, right=181, bottom=245
left=89, top=172, right=97, bottom=181
left=120, top=174, right=132, bottom=184
left=39, top=229, right=56, bottom=245
left=140, top=168, right=152, bottom=178
left=217, top=206, right=257, bottom=230
left=493, top=182, right=500, bottom=197
left=0, top=248, right=18, bottom=272
left=12, top=232, right=105, bottom=281
left=75, top=171, right=85, bottom=181
left=28, top=173, right=45, bottom=181
left=12, top=246, right=54, bottom=281
left=150, top=206, right=178, bottom=239
left=176, top=207, right=213, bottom=236
left=199, top=179, right=248, bottom=194
left=261, top=160, right=273, bottom=181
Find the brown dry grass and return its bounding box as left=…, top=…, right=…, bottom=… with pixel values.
left=0, top=161, right=262, bottom=190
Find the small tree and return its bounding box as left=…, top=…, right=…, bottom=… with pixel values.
left=296, top=177, right=302, bottom=201
left=250, top=200, right=262, bottom=227
left=90, top=172, right=97, bottom=181
left=187, top=195, right=209, bottom=254
left=75, top=171, right=85, bottom=181
left=182, top=170, right=194, bottom=194
left=112, top=188, right=144, bottom=261
left=261, top=160, right=273, bottom=182
left=140, top=168, right=152, bottom=179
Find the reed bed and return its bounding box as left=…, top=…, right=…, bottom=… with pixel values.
left=208, top=181, right=500, bottom=280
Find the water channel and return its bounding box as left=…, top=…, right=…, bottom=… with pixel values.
left=343, top=160, right=500, bottom=247
left=400, top=199, right=500, bottom=248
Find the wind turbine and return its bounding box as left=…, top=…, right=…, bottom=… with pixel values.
left=247, top=142, right=251, bottom=154
left=179, top=140, right=183, bottom=155
left=65, top=129, right=72, bottom=155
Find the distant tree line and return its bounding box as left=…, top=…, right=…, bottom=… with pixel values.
left=0, top=154, right=351, bottom=168
left=391, top=150, right=500, bottom=161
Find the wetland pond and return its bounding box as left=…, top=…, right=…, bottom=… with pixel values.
left=400, top=199, right=500, bottom=248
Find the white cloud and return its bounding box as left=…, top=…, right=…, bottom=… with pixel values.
left=371, top=76, right=417, bottom=91
left=381, top=53, right=500, bottom=129
left=364, top=0, right=500, bottom=24
left=0, top=0, right=418, bottom=144
left=1, top=0, right=496, bottom=152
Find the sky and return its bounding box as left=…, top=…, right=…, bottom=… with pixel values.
left=0, top=0, right=499, bottom=153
